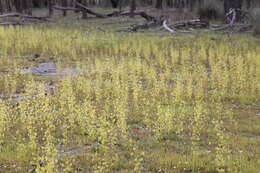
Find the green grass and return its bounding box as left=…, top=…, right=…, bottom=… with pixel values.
left=0, top=10, right=259, bottom=173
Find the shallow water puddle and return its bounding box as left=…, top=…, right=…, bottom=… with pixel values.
left=1, top=62, right=112, bottom=102
left=20, top=61, right=112, bottom=77
left=20, top=62, right=82, bottom=76
left=22, top=62, right=56, bottom=73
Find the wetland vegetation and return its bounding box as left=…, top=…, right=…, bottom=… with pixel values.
left=0, top=0, right=259, bottom=173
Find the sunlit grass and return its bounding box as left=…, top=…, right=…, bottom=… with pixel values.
left=0, top=23, right=259, bottom=173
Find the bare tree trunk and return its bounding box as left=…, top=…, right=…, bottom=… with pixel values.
left=61, top=0, right=68, bottom=16
left=130, top=0, right=136, bottom=17
left=188, top=0, right=195, bottom=11
left=111, top=0, right=119, bottom=8
left=246, top=0, right=251, bottom=9
left=198, top=0, right=204, bottom=7
left=14, top=0, right=23, bottom=13
left=155, top=0, right=163, bottom=9
left=27, top=0, right=33, bottom=15
left=22, top=0, right=28, bottom=14
left=47, top=0, right=54, bottom=16
left=40, top=0, right=45, bottom=8
left=82, top=0, right=88, bottom=19
left=5, top=0, right=12, bottom=12
left=0, top=0, right=3, bottom=14
left=76, top=0, right=88, bottom=19
left=174, top=0, right=183, bottom=8
left=166, top=0, right=173, bottom=8
left=224, top=0, right=242, bottom=22
left=119, top=0, right=122, bottom=12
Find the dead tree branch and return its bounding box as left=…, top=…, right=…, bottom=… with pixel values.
left=163, top=20, right=176, bottom=33
left=163, top=20, right=193, bottom=34
left=53, top=5, right=106, bottom=18
left=53, top=3, right=155, bottom=22
left=173, top=19, right=209, bottom=28
left=0, top=21, right=31, bottom=25
left=0, top=13, right=49, bottom=21
left=211, top=8, right=236, bottom=31
left=75, top=1, right=107, bottom=18
left=129, top=22, right=160, bottom=32
left=52, top=6, right=79, bottom=11
left=119, top=10, right=156, bottom=21
left=127, top=16, right=165, bottom=32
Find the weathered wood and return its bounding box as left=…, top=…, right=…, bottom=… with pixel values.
left=53, top=4, right=155, bottom=22
left=172, top=19, right=209, bottom=28
left=130, top=22, right=160, bottom=31
left=163, top=20, right=176, bottom=33
left=52, top=6, right=79, bottom=11
left=0, top=13, right=20, bottom=18
left=224, top=0, right=242, bottom=21
left=163, top=20, right=192, bottom=34
left=0, top=13, right=49, bottom=21
left=75, top=1, right=107, bottom=18
left=0, top=21, right=31, bottom=25
left=120, top=10, right=156, bottom=21
left=61, top=0, right=68, bottom=16
left=47, top=0, right=53, bottom=16
left=0, top=0, right=3, bottom=14
left=53, top=3, right=107, bottom=18
left=155, top=0, right=163, bottom=9
left=130, top=0, right=136, bottom=17
left=212, top=8, right=236, bottom=31
left=128, top=16, right=164, bottom=32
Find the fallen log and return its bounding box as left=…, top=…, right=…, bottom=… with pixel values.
left=123, top=8, right=252, bottom=34
left=52, top=6, right=79, bottom=11
left=75, top=1, right=107, bottom=18
left=106, top=11, right=121, bottom=17
left=172, top=19, right=209, bottom=28
left=163, top=20, right=176, bottom=33
left=53, top=5, right=117, bottom=18
left=0, top=13, right=21, bottom=18
left=120, top=10, right=156, bottom=22
left=0, top=13, right=49, bottom=21
left=163, top=20, right=192, bottom=34
left=53, top=3, right=155, bottom=22
left=0, top=21, right=31, bottom=25
left=127, top=16, right=165, bottom=32
left=211, top=8, right=236, bottom=31
left=130, top=22, right=160, bottom=32
left=53, top=5, right=104, bottom=18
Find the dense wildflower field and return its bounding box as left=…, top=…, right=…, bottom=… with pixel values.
left=0, top=25, right=259, bottom=173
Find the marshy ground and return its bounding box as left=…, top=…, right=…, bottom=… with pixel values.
left=0, top=9, right=259, bottom=173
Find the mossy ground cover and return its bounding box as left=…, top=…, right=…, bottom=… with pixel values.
left=0, top=9, right=259, bottom=173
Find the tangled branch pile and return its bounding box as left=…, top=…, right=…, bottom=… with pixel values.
left=0, top=0, right=255, bottom=34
